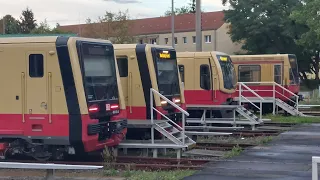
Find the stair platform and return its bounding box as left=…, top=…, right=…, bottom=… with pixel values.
left=184, top=131, right=232, bottom=136
left=126, top=120, right=168, bottom=128
left=234, top=97, right=275, bottom=103
left=187, top=104, right=240, bottom=110
left=185, top=126, right=244, bottom=130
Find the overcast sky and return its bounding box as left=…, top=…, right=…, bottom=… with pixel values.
left=0, top=0, right=227, bottom=27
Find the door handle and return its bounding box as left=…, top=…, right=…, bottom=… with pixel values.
left=41, top=102, right=47, bottom=110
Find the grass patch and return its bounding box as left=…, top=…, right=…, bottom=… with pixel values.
left=197, top=135, right=275, bottom=146
left=224, top=145, right=243, bottom=158
left=102, top=169, right=195, bottom=180
left=259, top=136, right=273, bottom=145
left=264, top=114, right=320, bottom=123
left=125, top=170, right=195, bottom=180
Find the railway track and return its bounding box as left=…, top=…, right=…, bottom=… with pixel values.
left=0, top=156, right=209, bottom=170
left=195, top=142, right=254, bottom=151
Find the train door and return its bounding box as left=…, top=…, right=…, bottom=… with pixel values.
left=195, top=58, right=212, bottom=101
left=116, top=56, right=129, bottom=105
left=25, top=52, right=48, bottom=123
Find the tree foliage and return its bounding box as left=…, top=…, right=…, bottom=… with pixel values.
left=0, top=15, right=20, bottom=34
left=164, top=6, right=192, bottom=16
left=290, top=0, right=320, bottom=80
left=20, top=7, right=37, bottom=33
left=0, top=7, right=71, bottom=35
left=82, top=10, right=135, bottom=44
left=163, top=0, right=199, bottom=16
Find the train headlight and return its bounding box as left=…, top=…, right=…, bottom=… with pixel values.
left=173, top=98, right=181, bottom=104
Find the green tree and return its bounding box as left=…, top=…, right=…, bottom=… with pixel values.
left=163, top=0, right=200, bottom=16
left=20, top=7, right=37, bottom=33
left=31, top=20, right=71, bottom=34
left=291, top=0, right=320, bottom=80
left=83, top=10, right=135, bottom=43
left=0, top=15, right=20, bottom=34
left=221, top=0, right=313, bottom=75
left=164, top=6, right=192, bottom=16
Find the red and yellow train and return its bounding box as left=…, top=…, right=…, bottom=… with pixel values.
left=0, top=36, right=127, bottom=160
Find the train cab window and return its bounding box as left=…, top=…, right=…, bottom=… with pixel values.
left=178, top=65, right=185, bottom=83
left=29, top=54, right=44, bottom=78
left=274, top=65, right=282, bottom=84
left=238, top=65, right=261, bottom=82
left=116, top=57, right=128, bottom=77
left=200, top=65, right=211, bottom=90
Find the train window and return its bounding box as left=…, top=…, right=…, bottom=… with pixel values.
left=117, top=57, right=128, bottom=77
left=178, top=65, right=185, bottom=83
left=274, top=65, right=282, bottom=84
left=238, top=65, right=261, bottom=82
left=29, top=54, right=44, bottom=78
left=200, top=65, right=211, bottom=90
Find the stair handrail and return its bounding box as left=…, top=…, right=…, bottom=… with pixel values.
left=238, top=82, right=264, bottom=120
left=150, top=88, right=189, bottom=145
left=273, top=82, right=299, bottom=111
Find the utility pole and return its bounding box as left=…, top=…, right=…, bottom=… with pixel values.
left=196, top=0, right=202, bottom=51
left=171, top=0, right=175, bottom=48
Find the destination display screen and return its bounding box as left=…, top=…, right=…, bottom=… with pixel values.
left=157, top=50, right=177, bottom=60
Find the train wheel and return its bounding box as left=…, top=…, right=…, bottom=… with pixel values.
left=29, top=145, right=52, bottom=161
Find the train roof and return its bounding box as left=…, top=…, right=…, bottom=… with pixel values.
left=177, top=51, right=229, bottom=58
left=113, top=43, right=175, bottom=50
left=230, top=54, right=296, bottom=61
left=0, top=36, right=112, bottom=44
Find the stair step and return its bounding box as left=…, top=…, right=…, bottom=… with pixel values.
left=158, top=123, right=172, bottom=129
left=170, top=129, right=180, bottom=135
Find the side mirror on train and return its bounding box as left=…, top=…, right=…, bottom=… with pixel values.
left=201, top=74, right=211, bottom=90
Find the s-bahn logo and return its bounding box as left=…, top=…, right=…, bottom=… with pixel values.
left=159, top=53, right=170, bottom=59
left=106, top=104, right=111, bottom=111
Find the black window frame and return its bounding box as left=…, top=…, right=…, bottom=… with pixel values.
left=116, top=56, right=128, bottom=77
left=200, top=64, right=211, bottom=90
left=178, top=65, right=185, bottom=83
left=238, top=65, right=261, bottom=82
left=29, top=54, right=44, bottom=78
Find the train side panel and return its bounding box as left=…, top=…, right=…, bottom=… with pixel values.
left=0, top=42, right=70, bottom=145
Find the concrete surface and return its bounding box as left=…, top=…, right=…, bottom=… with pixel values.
left=184, top=123, right=320, bottom=180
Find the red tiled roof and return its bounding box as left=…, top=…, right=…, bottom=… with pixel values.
left=59, top=11, right=225, bottom=36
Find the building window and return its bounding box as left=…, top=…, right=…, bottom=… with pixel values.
left=165, top=38, right=169, bottom=44
left=29, top=54, right=44, bottom=78
left=238, top=65, right=261, bottom=82
left=116, top=57, right=128, bottom=77
left=205, top=35, right=211, bottom=43
left=200, top=64, right=211, bottom=90
left=150, top=38, right=157, bottom=44
left=274, top=65, right=282, bottom=84
left=192, top=36, right=196, bottom=44
left=174, top=37, right=178, bottom=45
left=139, top=39, right=143, bottom=44
left=178, top=65, right=185, bottom=83
left=183, top=37, right=187, bottom=44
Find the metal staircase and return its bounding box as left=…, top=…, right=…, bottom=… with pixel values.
left=236, top=106, right=263, bottom=124
left=150, top=88, right=195, bottom=148
left=275, top=99, right=309, bottom=117
left=237, top=82, right=264, bottom=123
left=155, top=121, right=195, bottom=146
left=237, top=82, right=309, bottom=117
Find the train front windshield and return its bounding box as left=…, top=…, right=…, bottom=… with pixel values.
left=217, top=55, right=237, bottom=90
left=77, top=42, right=119, bottom=102
left=152, top=48, right=180, bottom=96
left=289, top=55, right=299, bottom=85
